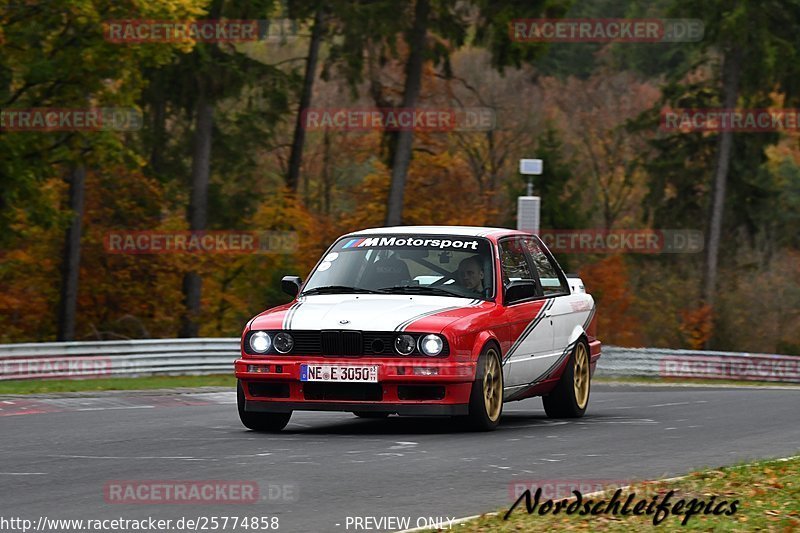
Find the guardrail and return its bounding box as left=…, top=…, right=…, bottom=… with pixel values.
left=0, top=339, right=797, bottom=383
left=0, top=338, right=239, bottom=380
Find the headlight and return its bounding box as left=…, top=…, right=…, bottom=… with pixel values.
left=249, top=331, right=271, bottom=353
left=394, top=334, right=416, bottom=355
left=419, top=334, right=444, bottom=356
left=273, top=332, right=294, bottom=354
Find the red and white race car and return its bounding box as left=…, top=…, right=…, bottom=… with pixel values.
left=234, top=226, right=600, bottom=431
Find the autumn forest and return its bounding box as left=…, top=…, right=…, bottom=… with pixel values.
left=1, top=0, right=799, bottom=355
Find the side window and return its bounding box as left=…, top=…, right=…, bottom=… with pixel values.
left=523, top=238, right=569, bottom=296
left=499, top=238, right=534, bottom=286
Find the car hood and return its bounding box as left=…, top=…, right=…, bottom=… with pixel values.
left=249, top=294, right=489, bottom=333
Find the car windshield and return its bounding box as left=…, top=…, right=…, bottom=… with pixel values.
left=302, top=234, right=495, bottom=300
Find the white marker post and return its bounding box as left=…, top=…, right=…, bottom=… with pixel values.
left=517, top=159, right=543, bottom=233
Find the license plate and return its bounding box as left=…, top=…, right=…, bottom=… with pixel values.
left=300, top=364, right=378, bottom=383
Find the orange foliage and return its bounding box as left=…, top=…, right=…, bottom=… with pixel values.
left=337, top=145, right=497, bottom=231
left=78, top=167, right=184, bottom=339
left=337, top=165, right=391, bottom=231
left=678, top=304, right=714, bottom=350
left=579, top=256, right=641, bottom=346
left=404, top=149, right=497, bottom=226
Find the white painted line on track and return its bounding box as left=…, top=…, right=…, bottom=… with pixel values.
left=647, top=401, right=708, bottom=408
left=47, top=455, right=208, bottom=460
left=76, top=406, right=155, bottom=411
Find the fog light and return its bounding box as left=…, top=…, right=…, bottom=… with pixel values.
left=413, top=367, right=439, bottom=376
left=247, top=365, right=270, bottom=373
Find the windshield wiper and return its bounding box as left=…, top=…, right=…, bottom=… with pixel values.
left=301, top=285, right=382, bottom=295
left=376, top=285, right=466, bottom=298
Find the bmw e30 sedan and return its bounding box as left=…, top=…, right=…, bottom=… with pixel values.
left=234, top=226, right=601, bottom=431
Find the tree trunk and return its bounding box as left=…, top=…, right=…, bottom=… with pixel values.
left=384, top=0, right=430, bottom=226
left=703, top=47, right=741, bottom=310
left=148, top=75, right=167, bottom=175
left=286, top=7, right=324, bottom=192
left=179, top=90, right=214, bottom=338
left=322, top=128, right=332, bottom=215
left=57, top=165, right=86, bottom=341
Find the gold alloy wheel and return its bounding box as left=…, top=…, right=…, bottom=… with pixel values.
left=573, top=343, right=590, bottom=409
left=483, top=348, right=503, bottom=421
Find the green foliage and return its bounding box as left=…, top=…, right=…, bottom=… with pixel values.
left=0, top=0, right=205, bottom=245
left=632, top=0, right=800, bottom=247
left=472, top=0, right=570, bottom=71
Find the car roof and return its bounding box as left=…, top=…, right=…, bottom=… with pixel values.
left=342, top=225, right=528, bottom=238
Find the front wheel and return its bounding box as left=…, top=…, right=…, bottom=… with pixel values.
left=237, top=381, right=292, bottom=432
left=463, top=344, right=504, bottom=431
left=542, top=340, right=591, bottom=418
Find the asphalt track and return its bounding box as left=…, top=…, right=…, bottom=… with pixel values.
left=1, top=383, right=798, bottom=533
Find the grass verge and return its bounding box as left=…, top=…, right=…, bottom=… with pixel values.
left=0, top=374, right=236, bottom=395
left=451, top=455, right=800, bottom=532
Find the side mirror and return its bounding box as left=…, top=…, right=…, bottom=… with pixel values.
left=504, top=280, right=537, bottom=304
left=281, top=275, right=302, bottom=297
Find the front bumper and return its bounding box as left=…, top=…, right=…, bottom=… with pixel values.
left=245, top=400, right=468, bottom=416
left=235, top=357, right=476, bottom=415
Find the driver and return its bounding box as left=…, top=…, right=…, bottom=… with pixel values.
left=456, top=256, right=485, bottom=295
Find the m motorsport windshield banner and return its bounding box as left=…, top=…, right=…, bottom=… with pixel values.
left=338, top=236, right=480, bottom=251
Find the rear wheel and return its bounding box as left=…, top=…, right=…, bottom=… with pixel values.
left=464, top=344, right=504, bottom=431
left=353, top=411, right=391, bottom=419
left=543, top=340, right=591, bottom=418
left=237, top=381, right=292, bottom=432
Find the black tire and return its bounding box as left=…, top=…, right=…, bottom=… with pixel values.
left=463, top=344, right=504, bottom=431
left=237, top=381, right=292, bottom=432
left=353, top=411, right=391, bottom=419
left=542, top=339, right=591, bottom=418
